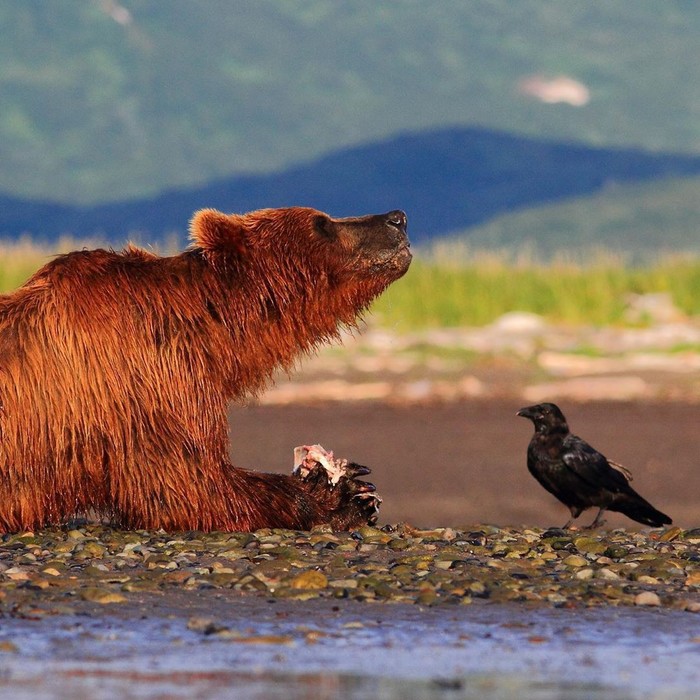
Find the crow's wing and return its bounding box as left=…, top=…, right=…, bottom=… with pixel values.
left=607, top=459, right=633, bottom=482
left=561, top=435, right=630, bottom=493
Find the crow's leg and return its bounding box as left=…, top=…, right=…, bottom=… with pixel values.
left=562, top=506, right=583, bottom=530
left=586, top=507, right=607, bottom=529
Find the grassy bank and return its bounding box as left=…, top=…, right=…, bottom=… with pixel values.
left=0, top=239, right=59, bottom=292
left=372, top=250, right=700, bottom=328
left=2, top=241, right=700, bottom=328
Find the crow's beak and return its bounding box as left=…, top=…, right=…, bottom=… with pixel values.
left=516, top=406, right=535, bottom=419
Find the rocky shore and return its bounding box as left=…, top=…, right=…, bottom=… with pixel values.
left=1, top=523, right=699, bottom=622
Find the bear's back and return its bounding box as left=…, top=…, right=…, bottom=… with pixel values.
left=1, top=246, right=209, bottom=308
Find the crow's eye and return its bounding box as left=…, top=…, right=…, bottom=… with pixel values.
left=313, top=216, right=337, bottom=241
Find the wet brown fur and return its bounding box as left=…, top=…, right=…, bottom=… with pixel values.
left=0, top=207, right=410, bottom=532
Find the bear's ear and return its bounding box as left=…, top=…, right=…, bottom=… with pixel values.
left=189, top=209, right=247, bottom=253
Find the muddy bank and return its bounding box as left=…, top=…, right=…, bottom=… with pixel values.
left=229, top=399, right=700, bottom=529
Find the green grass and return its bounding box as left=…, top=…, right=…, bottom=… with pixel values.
left=3, top=241, right=700, bottom=330
left=0, top=239, right=57, bottom=292
left=372, top=251, right=700, bottom=329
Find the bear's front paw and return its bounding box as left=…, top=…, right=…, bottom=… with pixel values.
left=292, top=444, right=382, bottom=529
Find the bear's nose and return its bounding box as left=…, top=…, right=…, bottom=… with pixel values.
left=385, top=210, right=407, bottom=232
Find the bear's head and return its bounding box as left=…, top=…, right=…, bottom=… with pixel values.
left=190, top=206, right=412, bottom=302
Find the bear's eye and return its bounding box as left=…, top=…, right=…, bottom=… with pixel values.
left=313, top=215, right=337, bottom=241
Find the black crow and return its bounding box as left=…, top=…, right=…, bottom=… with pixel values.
left=517, top=402, right=672, bottom=529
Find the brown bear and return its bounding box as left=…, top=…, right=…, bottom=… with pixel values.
left=0, top=207, right=411, bottom=532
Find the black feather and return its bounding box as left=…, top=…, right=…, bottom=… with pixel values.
left=517, top=402, right=672, bottom=529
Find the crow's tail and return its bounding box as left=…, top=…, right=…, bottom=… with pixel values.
left=611, top=492, right=672, bottom=527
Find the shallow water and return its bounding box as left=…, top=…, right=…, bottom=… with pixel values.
left=0, top=596, right=698, bottom=699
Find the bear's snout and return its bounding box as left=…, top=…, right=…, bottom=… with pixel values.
left=385, top=210, right=407, bottom=234
left=355, top=210, right=411, bottom=276
left=380, top=209, right=411, bottom=259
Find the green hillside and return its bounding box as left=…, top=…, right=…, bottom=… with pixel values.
left=2, top=1, right=700, bottom=204
left=443, top=176, right=700, bottom=261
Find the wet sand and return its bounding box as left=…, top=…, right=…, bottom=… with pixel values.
left=229, top=399, right=700, bottom=530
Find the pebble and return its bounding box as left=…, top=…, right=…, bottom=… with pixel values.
left=291, top=571, right=328, bottom=590
left=562, top=555, right=588, bottom=568
left=634, top=591, right=661, bottom=607
left=685, top=571, right=700, bottom=587
left=597, top=568, right=621, bottom=581
left=80, top=588, right=127, bottom=604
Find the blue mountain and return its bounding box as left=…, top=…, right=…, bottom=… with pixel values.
left=2, top=127, right=700, bottom=245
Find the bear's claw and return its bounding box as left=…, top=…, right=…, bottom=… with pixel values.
left=292, top=444, right=382, bottom=529
left=345, top=463, right=372, bottom=479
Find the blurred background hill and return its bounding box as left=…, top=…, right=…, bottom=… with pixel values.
left=1, top=1, right=700, bottom=253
